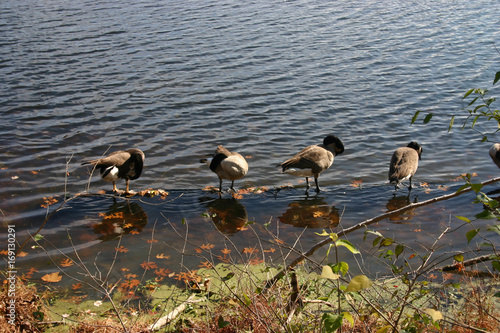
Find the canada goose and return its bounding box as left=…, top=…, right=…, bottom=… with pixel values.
left=277, top=135, right=344, bottom=194
left=489, top=143, right=500, bottom=168
left=200, top=145, right=249, bottom=193
left=388, top=141, right=422, bottom=191
left=82, top=148, right=145, bottom=194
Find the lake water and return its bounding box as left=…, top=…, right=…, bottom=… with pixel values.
left=1, top=0, right=500, bottom=290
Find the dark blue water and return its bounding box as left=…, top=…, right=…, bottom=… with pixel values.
left=1, top=0, right=499, bottom=286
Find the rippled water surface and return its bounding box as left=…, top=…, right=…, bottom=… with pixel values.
left=1, top=0, right=500, bottom=285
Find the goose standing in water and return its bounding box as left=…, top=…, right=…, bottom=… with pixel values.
left=388, top=141, right=422, bottom=191
left=82, top=148, right=145, bottom=195
left=277, top=135, right=344, bottom=194
left=200, top=145, right=249, bottom=194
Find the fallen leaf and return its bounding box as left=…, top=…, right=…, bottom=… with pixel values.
left=41, top=272, right=62, bottom=283
left=140, top=261, right=158, bottom=270
left=156, top=253, right=170, bottom=259
left=60, top=258, right=74, bottom=267
left=115, top=246, right=129, bottom=253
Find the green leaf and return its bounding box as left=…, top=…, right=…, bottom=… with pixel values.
left=333, top=261, right=349, bottom=276
left=242, top=293, right=251, bottom=306
left=470, top=183, right=483, bottom=193
left=411, top=110, right=421, bottom=125
left=423, top=113, right=433, bottom=124
left=342, top=312, right=354, bottom=326
left=395, top=244, right=404, bottom=258
left=463, top=88, right=475, bottom=99
left=346, top=275, right=373, bottom=292
left=222, top=272, right=235, bottom=281
left=316, top=230, right=338, bottom=242
left=493, top=71, right=500, bottom=85
left=454, top=254, right=464, bottom=262
left=448, top=115, right=455, bottom=132
left=466, top=229, right=479, bottom=244
left=335, top=239, right=360, bottom=254
left=320, top=265, right=340, bottom=280
left=379, top=237, right=394, bottom=247
left=322, top=313, right=343, bottom=332
left=376, top=326, right=391, bottom=333
left=218, top=315, right=230, bottom=328
left=424, top=308, right=443, bottom=321
left=474, top=210, right=497, bottom=219
left=492, top=260, right=500, bottom=272
left=455, top=215, right=471, bottom=223
left=33, top=234, right=44, bottom=242
left=487, top=225, right=500, bottom=235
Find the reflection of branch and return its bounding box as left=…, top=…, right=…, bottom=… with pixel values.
left=264, top=177, right=500, bottom=288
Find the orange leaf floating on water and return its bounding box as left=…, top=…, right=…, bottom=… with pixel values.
left=124, top=273, right=138, bottom=279
left=437, top=185, right=449, bottom=191
left=221, top=248, right=231, bottom=255
left=200, top=243, right=215, bottom=250
left=313, top=211, right=324, bottom=218
left=120, top=279, right=140, bottom=290
left=17, top=251, right=28, bottom=257
left=102, top=212, right=124, bottom=219
left=23, top=267, right=38, bottom=279
left=72, top=283, right=83, bottom=290
left=130, top=230, right=140, bottom=235
left=245, top=155, right=252, bottom=159
left=243, top=247, right=258, bottom=255
left=263, top=248, right=276, bottom=253
left=120, top=268, right=130, bottom=272
left=41, top=196, right=58, bottom=208
left=147, top=239, right=158, bottom=244
left=350, top=179, right=363, bottom=188
left=154, top=268, right=172, bottom=277
left=249, top=258, right=263, bottom=265
left=156, top=253, right=170, bottom=259
left=31, top=170, right=39, bottom=175
left=60, top=258, right=74, bottom=267
left=115, top=246, right=129, bottom=253
left=140, top=261, right=158, bottom=270
left=41, top=272, right=62, bottom=283
left=409, top=254, right=417, bottom=260
left=199, top=261, right=213, bottom=269
left=97, top=190, right=106, bottom=195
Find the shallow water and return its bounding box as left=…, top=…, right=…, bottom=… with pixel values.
left=1, top=0, right=500, bottom=287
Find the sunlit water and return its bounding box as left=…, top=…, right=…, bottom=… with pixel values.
left=1, top=0, right=500, bottom=291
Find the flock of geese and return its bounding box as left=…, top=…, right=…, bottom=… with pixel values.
left=81, top=136, right=500, bottom=196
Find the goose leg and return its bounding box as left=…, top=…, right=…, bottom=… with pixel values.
left=230, top=180, right=235, bottom=192
left=305, top=177, right=310, bottom=195
left=112, top=181, right=118, bottom=192
left=314, top=177, right=321, bottom=193
left=218, top=178, right=223, bottom=195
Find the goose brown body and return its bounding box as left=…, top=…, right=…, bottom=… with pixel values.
left=201, top=145, right=248, bottom=193
left=82, top=148, right=145, bottom=194
left=388, top=141, right=422, bottom=190
left=278, top=135, right=344, bottom=193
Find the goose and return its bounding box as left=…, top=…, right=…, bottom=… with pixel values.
left=200, top=145, right=248, bottom=193
left=277, top=135, right=344, bottom=194
left=388, top=141, right=422, bottom=191
left=489, top=143, right=500, bottom=168
left=82, top=148, right=145, bottom=194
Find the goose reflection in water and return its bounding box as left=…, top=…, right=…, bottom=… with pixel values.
left=201, top=197, right=248, bottom=234
left=385, top=195, right=417, bottom=223
left=91, top=200, right=148, bottom=241
left=278, top=197, right=339, bottom=229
